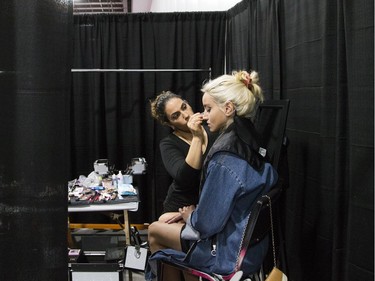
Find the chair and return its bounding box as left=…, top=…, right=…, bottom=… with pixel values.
left=255, top=99, right=290, bottom=275
left=157, top=99, right=290, bottom=281
left=254, top=99, right=290, bottom=171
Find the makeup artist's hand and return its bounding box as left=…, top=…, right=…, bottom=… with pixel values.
left=188, top=113, right=204, bottom=138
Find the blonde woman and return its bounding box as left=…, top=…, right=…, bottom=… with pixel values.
left=147, top=71, right=278, bottom=280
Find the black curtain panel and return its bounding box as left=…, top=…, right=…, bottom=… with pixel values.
left=227, top=0, right=282, bottom=100
left=228, top=0, right=373, bottom=280
left=71, top=12, right=226, bottom=222
left=0, top=1, right=72, bottom=280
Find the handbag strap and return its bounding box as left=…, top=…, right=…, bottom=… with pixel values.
left=265, top=195, right=276, bottom=268
left=235, top=200, right=263, bottom=271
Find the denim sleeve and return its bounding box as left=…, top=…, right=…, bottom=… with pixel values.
left=181, top=215, right=201, bottom=240
left=187, top=153, right=244, bottom=239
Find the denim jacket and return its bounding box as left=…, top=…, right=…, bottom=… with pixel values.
left=181, top=117, right=278, bottom=276
left=181, top=152, right=277, bottom=275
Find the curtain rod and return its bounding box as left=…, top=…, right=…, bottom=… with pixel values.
left=71, top=68, right=211, bottom=73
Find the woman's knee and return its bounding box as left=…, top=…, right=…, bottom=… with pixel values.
left=148, top=221, right=160, bottom=241
left=148, top=221, right=183, bottom=252
left=148, top=221, right=159, bottom=252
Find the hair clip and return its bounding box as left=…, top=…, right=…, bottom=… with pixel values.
left=239, top=71, right=251, bottom=88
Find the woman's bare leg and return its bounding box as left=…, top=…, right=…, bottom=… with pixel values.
left=148, top=220, right=199, bottom=281
left=148, top=220, right=184, bottom=253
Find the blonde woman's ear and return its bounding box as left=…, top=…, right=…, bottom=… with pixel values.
left=224, top=101, right=236, bottom=116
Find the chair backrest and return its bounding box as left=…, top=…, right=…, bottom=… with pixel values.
left=236, top=99, right=290, bottom=272
left=254, top=99, right=290, bottom=169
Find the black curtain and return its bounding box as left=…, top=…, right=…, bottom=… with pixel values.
left=71, top=12, right=226, bottom=222
left=0, top=1, right=72, bottom=280
left=227, top=0, right=374, bottom=280
left=227, top=0, right=282, bottom=100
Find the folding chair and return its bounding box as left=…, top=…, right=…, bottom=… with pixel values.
left=157, top=99, right=290, bottom=281
left=255, top=99, right=290, bottom=275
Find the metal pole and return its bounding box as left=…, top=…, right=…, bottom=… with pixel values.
left=71, top=68, right=211, bottom=73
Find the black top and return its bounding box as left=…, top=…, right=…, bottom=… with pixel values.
left=159, top=126, right=216, bottom=213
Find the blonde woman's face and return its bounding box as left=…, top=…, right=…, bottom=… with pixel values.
left=202, top=93, right=229, bottom=132
left=164, top=97, right=194, bottom=131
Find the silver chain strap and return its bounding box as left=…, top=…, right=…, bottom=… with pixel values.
left=265, top=195, right=276, bottom=267
left=235, top=212, right=251, bottom=268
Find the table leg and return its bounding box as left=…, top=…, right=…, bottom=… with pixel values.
left=123, top=210, right=131, bottom=246
left=123, top=210, right=133, bottom=281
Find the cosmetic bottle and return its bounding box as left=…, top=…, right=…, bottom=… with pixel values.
left=112, top=174, right=118, bottom=188
left=117, top=170, right=124, bottom=185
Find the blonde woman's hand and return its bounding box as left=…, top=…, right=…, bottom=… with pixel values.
left=179, top=205, right=196, bottom=222
left=165, top=213, right=184, bottom=224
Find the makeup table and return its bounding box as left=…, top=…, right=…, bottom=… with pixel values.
left=68, top=198, right=140, bottom=281
left=68, top=200, right=139, bottom=246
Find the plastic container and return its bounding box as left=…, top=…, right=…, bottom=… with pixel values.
left=117, top=171, right=123, bottom=185
left=112, top=174, right=118, bottom=188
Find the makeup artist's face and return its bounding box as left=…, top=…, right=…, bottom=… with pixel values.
left=164, top=98, right=194, bottom=131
